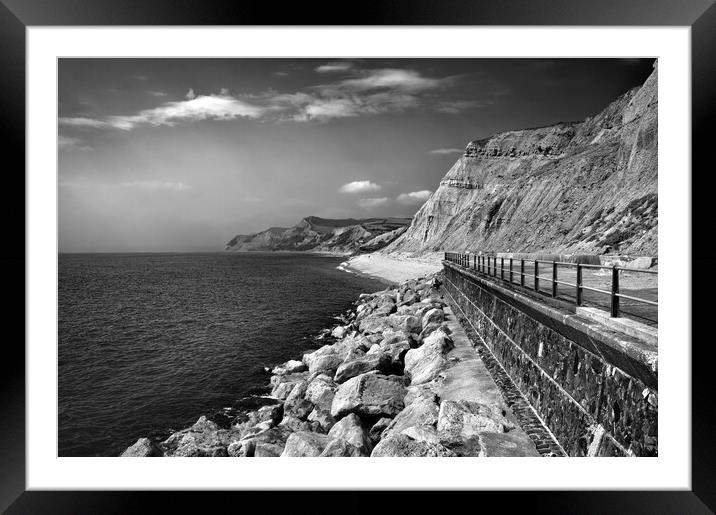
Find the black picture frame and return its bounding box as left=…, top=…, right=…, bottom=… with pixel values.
left=2, top=0, right=713, bottom=512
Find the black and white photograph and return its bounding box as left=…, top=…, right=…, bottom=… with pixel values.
left=57, top=57, right=659, bottom=459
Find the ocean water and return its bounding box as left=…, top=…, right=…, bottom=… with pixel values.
left=58, top=252, right=387, bottom=456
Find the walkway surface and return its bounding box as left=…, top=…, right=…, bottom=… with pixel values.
left=438, top=306, right=540, bottom=457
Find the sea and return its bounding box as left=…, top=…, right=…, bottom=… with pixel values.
left=58, top=252, right=388, bottom=456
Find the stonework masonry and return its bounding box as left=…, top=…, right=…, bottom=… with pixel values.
left=442, top=262, right=657, bottom=457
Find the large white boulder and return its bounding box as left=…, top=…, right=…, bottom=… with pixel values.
left=331, top=373, right=406, bottom=419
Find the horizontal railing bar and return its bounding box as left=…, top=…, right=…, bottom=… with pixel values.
left=615, top=293, right=659, bottom=305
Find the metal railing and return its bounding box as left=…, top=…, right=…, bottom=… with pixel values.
left=444, top=252, right=657, bottom=319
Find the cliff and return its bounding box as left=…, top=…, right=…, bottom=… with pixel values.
left=226, top=216, right=412, bottom=254
left=386, top=62, right=658, bottom=257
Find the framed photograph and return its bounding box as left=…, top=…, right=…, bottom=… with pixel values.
left=5, top=0, right=714, bottom=511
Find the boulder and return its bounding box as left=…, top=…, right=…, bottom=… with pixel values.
left=368, top=417, right=393, bottom=444
left=305, top=375, right=337, bottom=412
left=371, top=433, right=456, bottom=457
left=272, top=360, right=307, bottom=375
left=331, top=373, right=406, bottom=419
left=239, top=420, right=275, bottom=440
left=404, top=383, right=439, bottom=405
left=281, top=431, right=333, bottom=457
left=421, top=308, right=444, bottom=329
left=306, top=352, right=345, bottom=376
left=331, top=325, right=349, bottom=339
left=271, top=381, right=298, bottom=400
left=379, top=339, right=411, bottom=368
left=381, top=398, right=439, bottom=439
left=334, top=352, right=391, bottom=383
left=120, top=437, right=162, bottom=457
left=327, top=413, right=372, bottom=455
left=398, top=289, right=419, bottom=306
left=404, top=330, right=453, bottom=385
left=387, top=314, right=422, bottom=334
left=366, top=343, right=381, bottom=355
left=319, top=438, right=364, bottom=457
left=284, top=380, right=314, bottom=420
left=162, top=416, right=241, bottom=457
left=238, top=426, right=293, bottom=457
left=437, top=400, right=508, bottom=455
left=381, top=330, right=411, bottom=346
left=279, top=415, right=322, bottom=434
left=401, top=425, right=440, bottom=444
left=358, top=316, right=391, bottom=335
left=342, top=346, right=366, bottom=362
left=270, top=372, right=308, bottom=399
left=307, top=408, right=336, bottom=432
left=270, top=371, right=308, bottom=388
left=256, top=404, right=284, bottom=426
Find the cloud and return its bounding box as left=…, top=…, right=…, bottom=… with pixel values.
left=429, top=148, right=464, bottom=155
left=58, top=66, right=490, bottom=129
left=357, top=197, right=388, bottom=209
left=339, top=181, right=381, bottom=194
left=396, top=190, right=432, bottom=205
left=434, top=100, right=484, bottom=114
left=273, top=71, right=289, bottom=77
left=58, top=136, right=91, bottom=151
left=315, top=62, right=354, bottom=73
left=134, top=75, right=148, bottom=81
left=59, top=93, right=266, bottom=131
left=120, top=180, right=192, bottom=191
left=337, top=68, right=447, bottom=92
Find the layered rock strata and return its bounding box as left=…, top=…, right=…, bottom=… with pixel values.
left=387, top=62, right=657, bottom=257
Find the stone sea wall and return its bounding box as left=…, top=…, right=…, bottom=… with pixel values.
left=121, top=274, right=521, bottom=458
left=442, top=263, right=658, bottom=457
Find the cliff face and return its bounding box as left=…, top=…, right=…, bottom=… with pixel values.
left=226, top=216, right=411, bottom=254
left=387, top=63, right=658, bottom=257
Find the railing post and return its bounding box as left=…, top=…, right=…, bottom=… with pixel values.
left=552, top=261, right=558, bottom=297
left=534, top=260, right=539, bottom=292
left=576, top=264, right=583, bottom=306
left=509, top=258, right=513, bottom=283
left=520, top=259, right=525, bottom=286
left=501, top=257, right=504, bottom=280
left=611, top=267, right=620, bottom=317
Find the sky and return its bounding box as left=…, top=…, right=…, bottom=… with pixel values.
left=58, top=58, right=655, bottom=252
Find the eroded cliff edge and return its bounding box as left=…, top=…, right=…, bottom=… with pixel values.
left=387, top=62, right=657, bottom=257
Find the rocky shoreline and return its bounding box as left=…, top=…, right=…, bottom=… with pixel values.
left=121, top=273, right=521, bottom=457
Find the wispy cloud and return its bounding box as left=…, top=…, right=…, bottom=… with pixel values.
left=339, top=181, right=381, bottom=194
left=429, top=148, right=464, bottom=155
left=315, top=62, right=354, bottom=73
left=357, top=197, right=388, bottom=209
left=396, top=190, right=432, bottom=205
left=60, top=93, right=266, bottom=131
left=58, top=65, right=487, bottom=130
left=120, top=180, right=192, bottom=191
left=434, top=100, right=484, bottom=114
left=337, top=68, right=447, bottom=92
left=58, top=135, right=91, bottom=151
